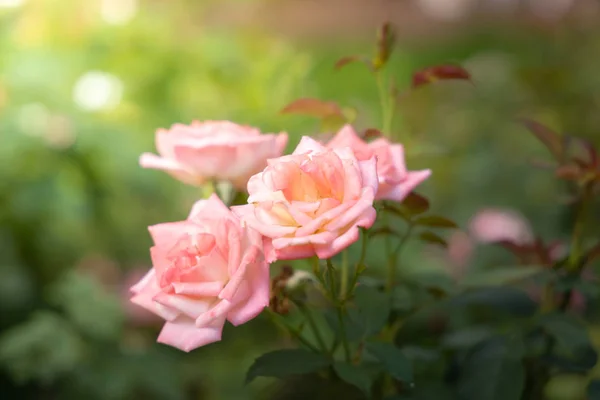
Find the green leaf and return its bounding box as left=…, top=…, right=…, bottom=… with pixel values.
left=418, top=231, right=447, bottom=248
left=460, top=265, right=544, bottom=288
left=447, top=287, right=538, bottom=317
left=458, top=336, right=525, bottom=400
left=414, top=215, right=458, bottom=229
left=324, top=308, right=365, bottom=343
left=245, top=349, right=330, bottom=383
left=539, top=313, right=591, bottom=356
left=369, top=227, right=404, bottom=240
left=352, top=285, right=392, bottom=337
left=441, top=327, right=494, bottom=349
left=381, top=202, right=411, bottom=222
left=587, top=379, right=600, bottom=399
left=47, top=271, right=124, bottom=340
left=365, top=342, right=413, bottom=383
left=327, top=285, right=391, bottom=342
left=0, top=312, right=84, bottom=384
left=333, top=362, right=374, bottom=398
left=401, top=192, right=430, bottom=215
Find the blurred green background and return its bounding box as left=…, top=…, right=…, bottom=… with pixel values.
left=2, top=0, right=600, bottom=399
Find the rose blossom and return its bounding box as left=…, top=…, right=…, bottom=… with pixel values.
left=233, top=136, right=378, bottom=260
left=140, top=120, right=288, bottom=190
left=130, top=194, right=270, bottom=352
left=468, top=208, right=533, bottom=245
left=325, top=125, right=431, bottom=202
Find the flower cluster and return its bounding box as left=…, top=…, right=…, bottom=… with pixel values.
left=131, top=120, right=430, bottom=352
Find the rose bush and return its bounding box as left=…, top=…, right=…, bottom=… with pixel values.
left=130, top=194, right=270, bottom=352
left=233, top=136, right=378, bottom=260
left=139, top=120, right=288, bottom=189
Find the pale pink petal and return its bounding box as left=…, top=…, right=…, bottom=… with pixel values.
left=188, top=194, right=233, bottom=221
left=327, top=125, right=373, bottom=160
left=139, top=153, right=184, bottom=172
left=195, top=299, right=234, bottom=327
left=227, top=262, right=270, bottom=326
left=376, top=169, right=431, bottom=201
left=153, top=292, right=213, bottom=319
left=173, top=145, right=232, bottom=178
left=358, top=157, right=379, bottom=195
left=294, top=202, right=353, bottom=236
left=275, top=132, right=288, bottom=155
left=314, top=225, right=360, bottom=259
left=289, top=200, right=321, bottom=213
left=155, top=130, right=176, bottom=158
left=171, top=281, right=224, bottom=296
left=219, top=246, right=261, bottom=301
left=148, top=221, right=195, bottom=248
left=325, top=196, right=375, bottom=232
left=157, top=316, right=225, bottom=352
left=272, top=231, right=335, bottom=249
left=276, top=244, right=316, bottom=260
left=130, top=268, right=156, bottom=295
left=292, top=136, right=327, bottom=155
left=139, top=153, right=205, bottom=186
left=262, top=236, right=277, bottom=263
left=131, top=287, right=180, bottom=322
left=243, top=208, right=298, bottom=238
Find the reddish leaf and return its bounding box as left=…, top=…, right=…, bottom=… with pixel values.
left=419, top=231, right=447, bottom=248
left=334, top=55, right=372, bottom=71
left=584, top=242, right=600, bottom=266
left=571, top=158, right=590, bottom=169
left=519, top=118, right=564, bottom=161
left=411, top=65, right=471, bottom=89
left=373, top=22, right=396, bottom=70
left=571, top=137, right=598, bottom=167
left=362, top=128, right=383, bottom=140
left=281, top=98, right=343, bottom=119
left=495, top=240, right=526, bottom=256
left=585, top=141, right=598, bottom=167
left=401, top=192, right=430, bottom=215
left=414, top=215, right=458, bottom=229
left=555, top=164, right=582, bottom=180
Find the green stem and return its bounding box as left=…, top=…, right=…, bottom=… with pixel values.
left=266, top=309, right=320, bottom=353
left=376, top=72, right=393, bottom=135
left=567, top=185, right=592, bottom=271
left=345, top=230, right=368, bottom=300
left=326, top=259, right=337, bottom=299
left=291, top=298, right=329, bottom=354
left=337, top=305, right=351, bottom=362
left=386, top=224, right=413, bottom=293
left=201, top=180, right=218, bottom=198
left=340, top=250, right=349, bottom=301
left=326, top=259, right=351, bottom=361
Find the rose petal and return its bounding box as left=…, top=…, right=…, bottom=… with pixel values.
left=158, top=316, right=225, bottom=352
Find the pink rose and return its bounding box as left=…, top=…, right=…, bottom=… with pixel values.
left=326, top=125, right=431, bottom=202
left=140, top=120, right=288, bottom=190
left=233, top=136, right=378, bottom=260
left=122, top=268, right=163, bottom=326
left=468, top=208, right=533, bottom=245
left=130, top=194, right=270, bottom=352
